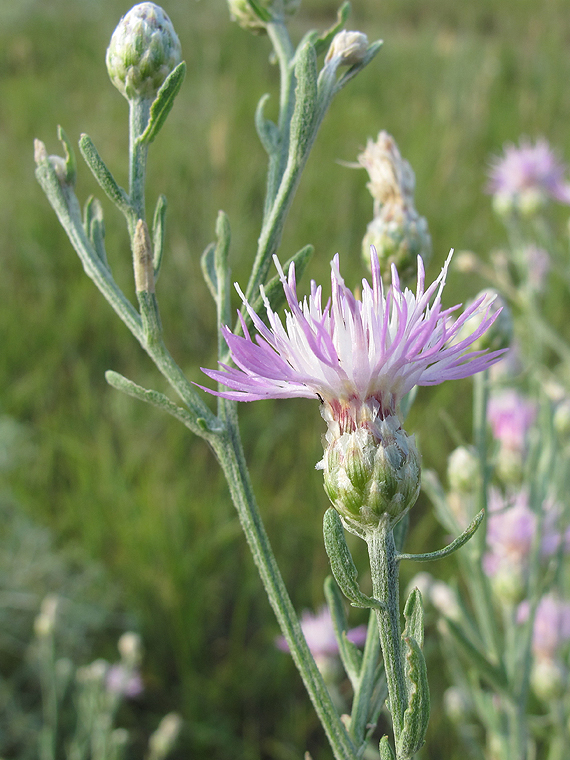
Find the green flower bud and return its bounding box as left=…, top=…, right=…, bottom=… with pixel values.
left=358, top=132, right=431, bottom=285
left=362, top=208, right=432, bottom=286
left=447, top=445, right=478, bottom=493
left=321, top=411, right=421, bottom=531
left=106, top=3, right=182, bottom=101
left=531, top=658, right=567, bottom=702
left=227, top=0, right=300, bottom=33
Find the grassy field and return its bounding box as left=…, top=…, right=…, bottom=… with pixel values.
left=2, top=0, right=570, bottom=757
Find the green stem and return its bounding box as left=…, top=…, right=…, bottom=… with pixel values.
left=129, top=97, right=151, bottom=222
left=367, top=523, right=407, bottom=750
left=212, top=428, right=358, bottom=760
left=264, top=21, right=295, bottom=220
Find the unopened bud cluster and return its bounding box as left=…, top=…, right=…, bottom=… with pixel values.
left=106, top=3, right=181, bottom=101
left=319, top=401, right=421, bottom=531
left=227, top=0, right=300, bottom=32
left=358, top=131, right=431, bottom=284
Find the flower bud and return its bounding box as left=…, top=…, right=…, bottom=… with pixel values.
left=227, top=0, right=300, bottom=33
left=325, top=31, right=369, bottom=67
left=106, top=3, right=182, bottom=101
left=358, top=132, right=431, bottom=285
left=531, top=658, right=567, bottom=702
left=118, top=631, right=143, bottom=666
left=321, top=411, right=421, bottom=530
left=447, top=446, right=478, bottom=493
left=362, top=211, right=431, bottom=286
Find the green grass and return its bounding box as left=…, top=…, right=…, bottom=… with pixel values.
left=2, top=0, right=570, bottom=757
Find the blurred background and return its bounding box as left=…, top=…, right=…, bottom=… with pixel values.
left=1, top=0, right=570, bottom=757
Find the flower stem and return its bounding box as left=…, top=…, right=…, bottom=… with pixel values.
left=212, top=427, right=358, bottom=760
left=367, top=522, right=407, bottom=754
left=129, top=97, right=151, bottom=223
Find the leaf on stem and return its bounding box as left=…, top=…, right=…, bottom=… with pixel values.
left=201, top=243, right=218, bottom=301
left=57, top=125, right=76, bottom=186
left=78, top=134, right=132, bottom=217
left=255, top=94, right=279, bottom=155
left=152, top=195, right=167, bottom=281
left=379, top=736, right=396, bottom=760
left=105, top=371, right=222, bottom=437
left=138, top=62, right=187, bottom=146
left=312, top=2, right=351, bottom=57
left=288, top=39, right=318, bottom=164
left=402, top=589, right=424, bottom=649
left=335, top=40, right=383, bottom=92
left=397, top=510, right=484, bottom=563
left=83, top=196, right=108, bottom=269
left=398, top=637, right=430, bottom=760
left=323, top=508, right=385, bottom=612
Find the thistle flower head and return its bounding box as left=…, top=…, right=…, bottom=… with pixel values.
left=106, top=3, right=181, bottom=101
left=201, top=249, right=505, bottom=412
left=487, top=138, right=570, bottom=214
left=202, top=249, right=505, bottom=529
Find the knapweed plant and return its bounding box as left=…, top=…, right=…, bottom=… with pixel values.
left=35, top=3, right=507, bottom=758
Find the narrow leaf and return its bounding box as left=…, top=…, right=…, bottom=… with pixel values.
left=402, top=588, right=424, bottom=649
left=313, top=2, right=351, bottom=56
left=139, top=62, right=187, bottom=145
left=379, top=736, right=395, bottom=760
left=397, top=510, right=484, bottom=563
left=152, top=195, right=167, bottom=281
left=398, top=637, right=430, bottom=759
left=201, top=242, right=218, bottom=300
left=336, top=40, right=383, bottom=92
left=57, top=125, right=76, bottom=186
left=288, top=39, right=318, bottom=163
left=79, top=134, right=132, bottom=215
left=105, top=371, right=223, bottom=436
left=323, top=509, right=385, bottom=611
left=83, top=196, right=108, bottom=268
left=255, top=94, right=279, bottom=155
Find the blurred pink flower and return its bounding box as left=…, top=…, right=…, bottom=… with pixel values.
left=487, top=138, right=570, bottom=205
left=484, top=489, right=570, bottom=577
left=487, top=389, right=536, bottom=453
left=106, top=663, right=144, bottom=698
left=276, top=606, right=367, bottom=658
left=518, top=594, right=570, bottom=659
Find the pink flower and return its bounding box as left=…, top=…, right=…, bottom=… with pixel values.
left=484, top=488, right=569, bottom=577
left=518, top=595, right=570, bottom=660
left=488, top=389, right=536, bottom=452
left=106, top=663, right=144, bottom=698
left=487, top=138, right=570, bottom=206
left=200, top=250, right=505, bottom=420
left=276, top=606, right=367, bottom=658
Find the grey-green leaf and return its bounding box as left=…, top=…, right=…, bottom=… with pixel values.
left=79, top=134, right=132, bottom=215
left=201, top=242, right=218, bottom=301
left=323, top=576, right=362, bottom=684
left=255, top=94, right=279, bottom=155
left=323, top=509, right=385, bottom=611
left=397, top=637, right=430, bottom=759
left=139, top=62, right=187, bottom=145
left=379, top=736, right=396, bottom=760
left=288, top=39, right=318, bottom=164
left=83, top=196, right=108, bottom=269
left=403, top=588, right=424, bottom=649
left=152, top=195, right=167, bottom=281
